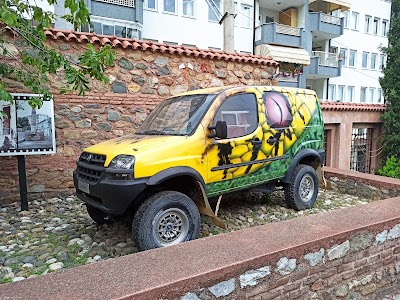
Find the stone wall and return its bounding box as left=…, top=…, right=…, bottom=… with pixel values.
left=324, top=167, right=400, bottom=200
left=175, top=222, right=400, bottom=300
left=0, top=33, right=277, bottom=203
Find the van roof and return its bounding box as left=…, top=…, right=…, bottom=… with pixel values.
left=175, top=85, right=317, bottom=97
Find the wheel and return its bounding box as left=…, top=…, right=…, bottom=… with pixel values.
left=132, top=191, right=200, bottom=251
left=284, top=164, right=319, bottom=210
left=86, top=205, right=113, bottom=225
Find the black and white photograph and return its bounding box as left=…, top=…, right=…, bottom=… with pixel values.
left=0, top=94, right=56, bottom=156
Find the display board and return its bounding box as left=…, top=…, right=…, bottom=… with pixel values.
left=0, top=94, right=56, bottom=156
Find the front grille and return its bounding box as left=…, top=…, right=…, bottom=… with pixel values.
left=79, top=152, right=106, bottom=166
left=76, top=165, right=102, bottom=183
left=76, top=152, right=106, bottom=183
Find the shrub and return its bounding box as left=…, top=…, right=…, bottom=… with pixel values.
left=377, top=156, right=400, bottom=179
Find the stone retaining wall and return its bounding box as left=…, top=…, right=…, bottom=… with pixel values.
left=324, top=166, right=400, bottom=200
left=176, top=222, right=400, bottom=300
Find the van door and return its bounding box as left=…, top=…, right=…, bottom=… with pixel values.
left=205, top=89, right=302, bottom=197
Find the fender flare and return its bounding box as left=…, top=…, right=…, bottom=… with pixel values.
left=146, top=166, right=206, bottom=189
left=281, top=149, right=324, bottom=183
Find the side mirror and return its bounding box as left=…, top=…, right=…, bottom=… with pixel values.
left=208, top=120, right=227, bottom=139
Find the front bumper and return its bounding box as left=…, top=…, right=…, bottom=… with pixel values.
left=73, top=170, right=147, bottom=215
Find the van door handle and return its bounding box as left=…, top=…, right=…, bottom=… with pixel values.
left=251, top=139, right=262, bottom=146
left=267, top=137, right=278, bottom=145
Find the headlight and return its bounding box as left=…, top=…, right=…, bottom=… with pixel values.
left=108, top=155, right=135, bottom=169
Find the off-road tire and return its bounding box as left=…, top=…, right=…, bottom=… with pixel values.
left=86, top=205, right=113, bottom=225
left=284, top=164, right=319, bottom=210
left=132, top=191, right=200, bottom=251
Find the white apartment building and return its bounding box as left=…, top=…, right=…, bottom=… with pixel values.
left=142, top=0, right=254, bottom=53
left=50, top=0, right=391, bottom=103
left=327, top=0, right=391, bottom=103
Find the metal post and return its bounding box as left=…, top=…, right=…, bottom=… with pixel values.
left=17, top=156, right=28, bottom=211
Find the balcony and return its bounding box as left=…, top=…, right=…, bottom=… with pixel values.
left=309, top=12, right=344, bottom=40
left=309, top=0, right=351, bottom=14
left=255, top=22, right=304, bottom=48
left=307, top=51, right=341, bottom=79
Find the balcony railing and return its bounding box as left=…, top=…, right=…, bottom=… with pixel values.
left=312, top=51, right=339, bottom=67
left=275, top=23, right=301, bottom=36
left=320, top=13, right=341, bottom=25
left=255, top=22, right=303, bottom=48
left=308, top=12, right=344, bottom=37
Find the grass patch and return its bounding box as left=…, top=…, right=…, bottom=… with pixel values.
left=0, top=278, right=12, bottom=284
left=74, top=255, right=88, bottom=265
left=31, top=265, right=48, bottom=276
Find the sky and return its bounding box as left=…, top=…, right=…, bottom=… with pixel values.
left=27, top=0, right=54, bottom=13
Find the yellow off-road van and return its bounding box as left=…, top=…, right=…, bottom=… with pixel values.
left=73, top=85, right=325, bottom=251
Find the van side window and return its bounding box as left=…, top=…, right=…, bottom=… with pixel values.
left=214, top=93, right=258, bottom=138
left=262, top=92, right=293, bottom=128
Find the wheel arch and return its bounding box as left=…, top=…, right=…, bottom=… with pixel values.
left=281, top=149, right=324, bottom=184
left=146, top=166, right=206, bottom=188
left=125, top=167, right=205, bottom=219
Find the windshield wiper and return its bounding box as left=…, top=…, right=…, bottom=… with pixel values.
left=137, top=130, right=168, bottom=135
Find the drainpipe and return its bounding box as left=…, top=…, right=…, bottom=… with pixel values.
left=326, top=78, right=329, bottom=100
left=252, top=0, right=256, bottom=55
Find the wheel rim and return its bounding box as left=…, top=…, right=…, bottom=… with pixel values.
left=153, top=208, right=189, bottom=247
left=299, top=174, right=315, bottom=203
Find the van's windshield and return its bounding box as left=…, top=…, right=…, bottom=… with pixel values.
left=137, top=94, right=216, bottom=136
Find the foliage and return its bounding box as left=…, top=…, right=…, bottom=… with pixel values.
left=377, top=155, right=400, bottom=179
left=17, top=116, right=30, bottom=129
left=0, top=0, right=116, bottom=109
left=379, top=0, right=400, bottom=160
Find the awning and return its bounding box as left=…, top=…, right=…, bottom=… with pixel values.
left=309, top=0, right=351, bottom=12
left=255, top=44, right=311, bottom=65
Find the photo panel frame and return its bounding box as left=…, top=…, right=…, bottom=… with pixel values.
left=0, top=94, right=56, bottom=156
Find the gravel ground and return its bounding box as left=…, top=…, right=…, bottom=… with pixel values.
left=0, top=189, right=377, bottom=284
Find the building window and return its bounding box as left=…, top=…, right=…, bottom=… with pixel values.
left=370, top=53, right=377, bottom=70
left=349, top=50, right=356, bottom=67
left=373, top=17, right=380, bottom=35
left=382, top=19, right=388, bottom=36
left=183, top=0, right=194, bottom=16
left=94, top=0, right=134, bottom=7
left=339, top=48, right=347, bottom=66
left=89, top=16, right=141, bottom=39
left=164, top=0, right=176, bottom=13
left=369, top=88, right=375, bottom=102
left=163, top=40, right=179, bottom=45
left=337, top=85, right=345, bottom=102
left=379, top=54, right=386, bottom=70
left=144, top=0, right=156, bottom=9
left=348, top=86, right=355, bottom=102
left=377, top=88, right=383, bottom=103
left=240, top=4, right=252, bottom=27
left=342, top=11, right=349, bottom=28
left=360, top=87, right=367, bottom=102
left=328, top=84, right=336, bottom=101
left=362, top=52, right=369, bottom=69
left=331, top=9, right=340, bottom=17
left=351, top=12, right=359, bottom=30
left=364, top=15, right=371, bottom=33
left=208, top=0, right=221, bottom=22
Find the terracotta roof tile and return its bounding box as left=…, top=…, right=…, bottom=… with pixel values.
left=41, top=28, right=278, bottom=67
left=320, top=101, right=386, bottom=112
left=121, top=40, right=132, bottom=48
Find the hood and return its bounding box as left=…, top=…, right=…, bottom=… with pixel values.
left=83, top=134, right=187, bottom=166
